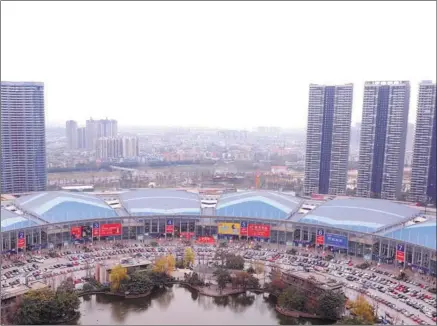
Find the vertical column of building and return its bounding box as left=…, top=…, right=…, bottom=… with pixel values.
left=357, top=81, right=410, bottom=200
left=304, top=85, right=324, bottom=195
left=1, top=81, right=47, bottom=193
left=304, top=84, right=353, bottom=196
left=409, top=81, right=436, bottom=204
left=329, top=84, right=353, bottom=195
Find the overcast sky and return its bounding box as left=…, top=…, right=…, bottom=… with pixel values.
left=1, top=1, right=436, bottom=129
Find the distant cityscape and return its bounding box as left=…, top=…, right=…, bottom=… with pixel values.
left=0, top=80, right=435, bottom=205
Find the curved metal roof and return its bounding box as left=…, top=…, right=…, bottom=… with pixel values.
left=299, top=198, right=420, bottom=233
left=384, top=221, right=437, bottom=250
left=119, top=189, right=201, bottom=216
left=14, top=191, right=117, bottom=223
left=0, top=208, right=42, bottom=232
left=216, top=191, right=302, bottom=219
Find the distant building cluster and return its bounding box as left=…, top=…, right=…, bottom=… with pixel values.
left=66, top=118, right=118, bottom=150
left=96, top=136, right=139, bottom=160
left=304, top=80, right=436, bottom=204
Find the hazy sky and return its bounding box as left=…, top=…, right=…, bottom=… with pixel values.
left=1, top=1, right=436, bottom=129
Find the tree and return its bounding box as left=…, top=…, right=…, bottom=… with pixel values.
left=336, top=316, right=368, bottom=325
left=57, top=277, right=75, bottom=293
left=167, top=254, right=176, bottom=272
left=213, top=268, right=231, bottom=294
left=317, top=290, right=347, bottom=321
left=110, top=264, right=128, bottom=292
left=225, top=253, right=244, bottom=270
left=246, top=266, right=255, bottom=274
left=350, top=295, right=376, bottom=324
left=13, top=287, right=80, bottom=325
left=269, top=278, right=287, bottom=296
left=125, top=271, right=153, bottom=295
left=183, top=247, right=195, bottom=267
left=278, top=287, right=306, bottom=312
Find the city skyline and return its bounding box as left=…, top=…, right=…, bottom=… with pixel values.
left=1, top=1, right=435, bottom=129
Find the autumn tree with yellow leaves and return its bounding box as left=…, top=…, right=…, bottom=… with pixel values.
left=183, top=247, right=195, bottom=267
left=153, top=255, right=176, bottom=274
left=349, top=294, right=377, bottom=324
left=110, top=264, right=128, bottom=292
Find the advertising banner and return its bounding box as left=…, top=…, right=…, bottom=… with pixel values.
left=311, top=193, right=325, bottom=200
left=99, top=223, right=122, bottom=236
left=165, top=219, right=174, bottom=233
left=71, top=226, right=82, bottom=239
left=218, top=223, right=240, bottom=235
left=17, top=231, right=26, bottom=248
left=92, top=222, right=100, bottom=237
left=396, top=244, right=405, bottom=262
left=325, top=233, right=348, bottom=249
left=197, top=236, right=215, bottom=244
left=316, top=229, right=325, bottom=245
left=248, top=224, right=270, bottom=238
left=240, top=221, right=248, bottom=236
left=180, top=232, right=195, bottom=239
left=82, top=225, right=92, bottom=239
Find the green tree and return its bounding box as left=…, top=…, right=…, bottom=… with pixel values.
left=278, top=287, right=306, bottom=312
left=317, top=290, right=347, bottom=320
left=125, top=271, right=153, bottom=294
left=13, top=287, right=80, bottom=325
left=213, top=268, right=231, bottom=294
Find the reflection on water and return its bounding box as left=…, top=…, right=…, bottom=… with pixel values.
left=77, top=286, right=331, bottom=325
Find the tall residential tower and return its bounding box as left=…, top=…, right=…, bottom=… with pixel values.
left=357, top=81, right=410, bottom=200
left=409, top=81, right=436, bottom=204
left=304, top=84, right=353, bottom=196
left=1, top=81, right=47, bottom=193
left=66, top=120, right=78, bottom=150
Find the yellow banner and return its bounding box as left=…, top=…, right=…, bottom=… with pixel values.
left=218, top=222, right=240, bottom=235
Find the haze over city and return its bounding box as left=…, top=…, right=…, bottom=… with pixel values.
left=1, top=1, right=435, bottom=129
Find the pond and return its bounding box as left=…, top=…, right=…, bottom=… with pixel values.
left=77, top=286, right=332, bottom=325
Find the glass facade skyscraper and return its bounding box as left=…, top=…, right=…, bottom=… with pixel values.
left=357, top=81, right=410, bottom=200
left=409, top=81, right=436, bottom=204
left=304, top=84, right=353, bottom=196
left=1, top=81, right=47, bottom=193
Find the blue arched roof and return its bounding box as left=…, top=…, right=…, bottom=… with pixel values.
left=216, top=191, right=301, bottom=219
left=299, top=198, right=420, bottom=233
left=15, top=192, right=117, bottom=223
left=119, top=189, right=201, bottom=216
left=384, top=221, right=437, bottom=250
left=0, top=208, right=41, bottom=232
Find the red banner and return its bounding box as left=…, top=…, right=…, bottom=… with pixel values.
left=166, top=225, right=174, bottom=233
left=71, top=226, right=82, bottom=239
left=93, top=228, right=100, bottom=237
left=180, top=232, right=195, bottom=239
left=99, top=223, right=122, bottom=236
left=17, top=231, right=26, bottom=248
left=197, top=236, right=215, bottom=244
left=316, top=229, right=325, bottom=245
left=311, top=193, right=324, bottom=200
left=248, top=224, right=270, bottom=238
left=240, top=222, right=248, bottom=236
left=396, top=244, right=405, bottom=262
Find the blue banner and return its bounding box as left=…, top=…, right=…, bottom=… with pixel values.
left=325, top=233, right=348, bottom=249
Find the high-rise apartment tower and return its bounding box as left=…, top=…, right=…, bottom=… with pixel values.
left=1, top=81, right=47, bottom=193
left=304, top=83, right=353, bottom=196
left=409, top=81, right=436, bottom=204
left=357, top=81, right=410, bottom=200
